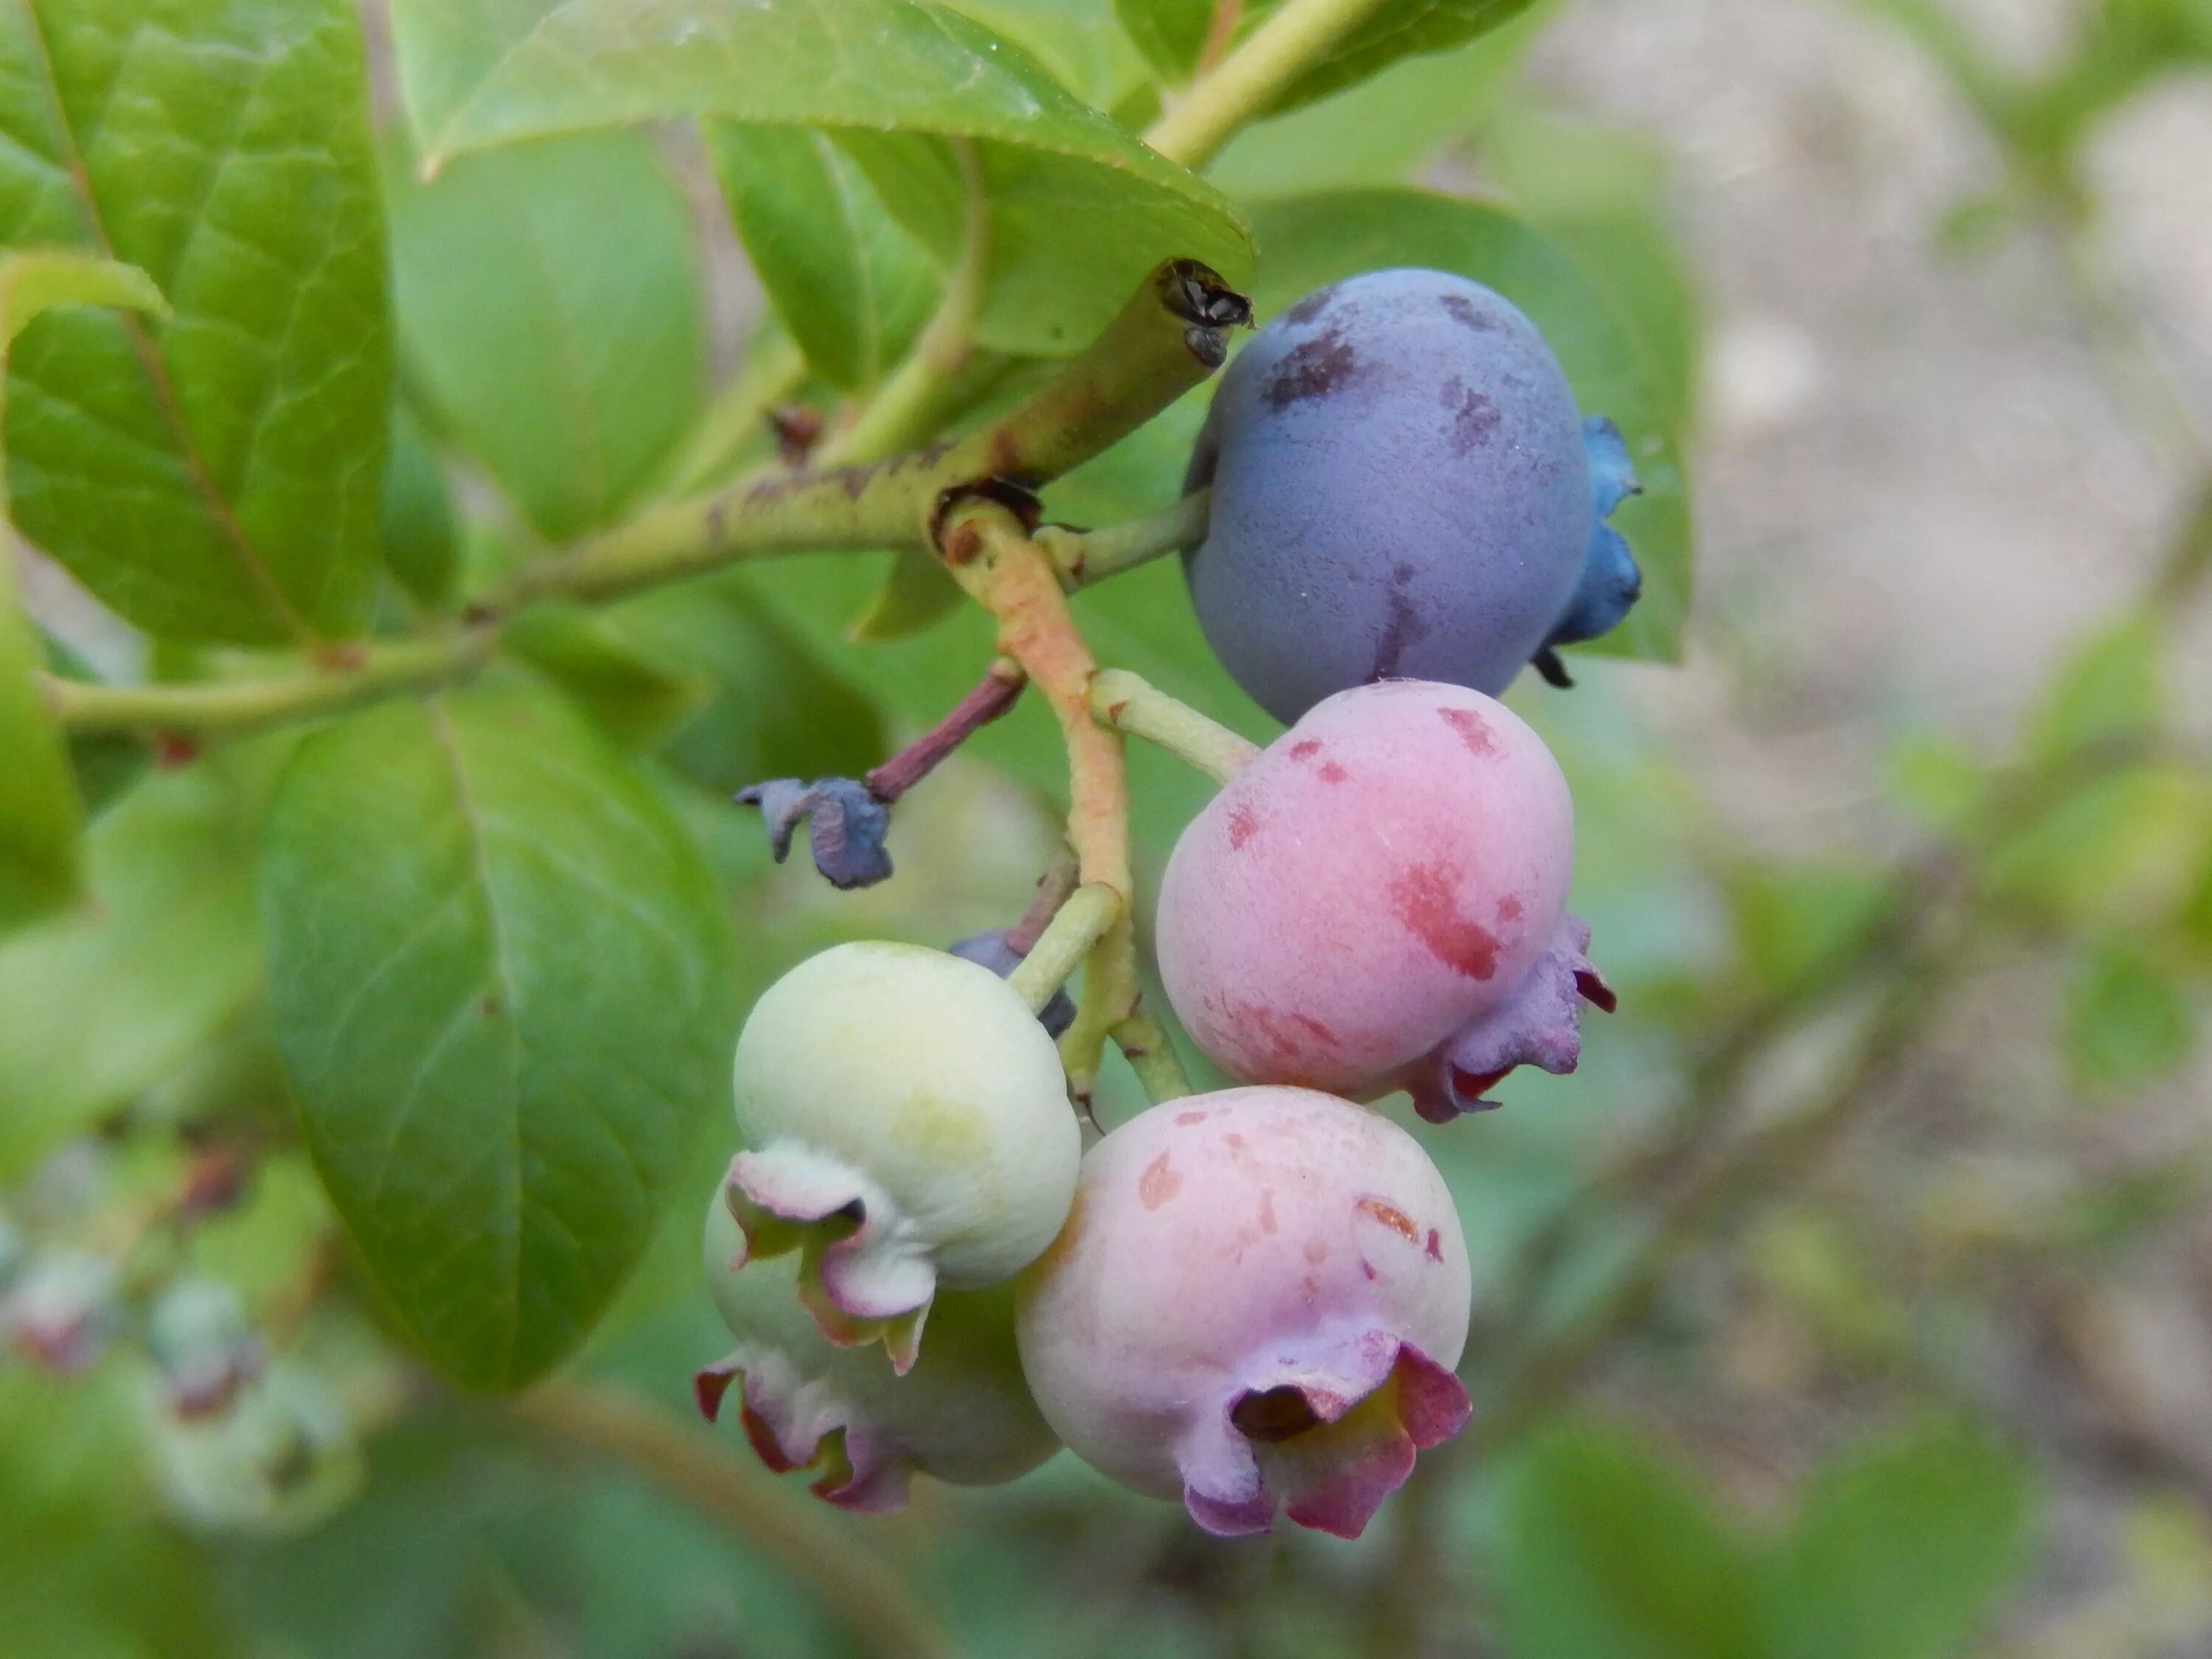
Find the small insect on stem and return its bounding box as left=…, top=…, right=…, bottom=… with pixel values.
left=1158, top=258, right=1253, bottom=369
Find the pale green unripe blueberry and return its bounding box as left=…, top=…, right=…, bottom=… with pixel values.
left=698, top=1195, right=1058, bottom=1509
left=724, top=941, right=1080, bottom=1371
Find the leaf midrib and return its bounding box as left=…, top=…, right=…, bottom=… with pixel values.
left=425, top=695, right=526, bottom=1381
left=9, top=0, right=318, bottom=643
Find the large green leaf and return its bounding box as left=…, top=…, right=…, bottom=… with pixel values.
left=386, top=131, right=705, bottom=543
left=2065, top=938, right=2195, bottom=1091
left=605, top=570, right=887, bottom=797
left=384, top=0, right=1253, bottom=358
left=0, top=0, right=391, bottom=644
left=260, top=675, right=736, bottom=1390
left=706, top=124, right=939, bottom=394
left=1118, top=0, right=1540, bottom=110
left=1490, top=1422, right=1766, bottom=1659
left=1245, top=190, right=1693, bottom=662
left=0, top=766, right=262, bottom=1182
left=1761, top=1422, right=2034, bottom=1659
left=0, top=250, right=164, bottom=934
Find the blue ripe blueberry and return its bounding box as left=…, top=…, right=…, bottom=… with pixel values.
left=1183, top=269, right=1641, bottom=723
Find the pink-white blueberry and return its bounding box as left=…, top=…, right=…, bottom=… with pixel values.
left=724, top=942, right=1079, bottom=1371
left=1015, top=1088, right=1472, bottom=1538
left=1155, top=680, right=1614, bottom=1122
left=698, top=1195, right=1058, bottom=1510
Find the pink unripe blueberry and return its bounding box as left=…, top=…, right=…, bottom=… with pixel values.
left=723, top=942, right=1079, bottom=1371
left=1156, top=681, right=1613, bottom=1121
left=699, top=1194, right=1058, bottom=1511
left=1015, top=1088, right=1472, bottom=1538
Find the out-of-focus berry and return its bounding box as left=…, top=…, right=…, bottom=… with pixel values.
left=949, top=928, right=1076, bottom=1039
left=723, top=942, right=1079, bottom=1371
left=147, top=1276, right=265, bottom=1420
left=148, top=1362, right=364, bottom=1534
left=2, top=1249, right=119, bottom=1375
left=698, top=1195, right=1057, bottom=1509
left=1017, top=1088, right=1471, bottom=1537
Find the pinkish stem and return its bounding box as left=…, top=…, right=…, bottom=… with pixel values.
left=862, top=666, right=1026, bottom=802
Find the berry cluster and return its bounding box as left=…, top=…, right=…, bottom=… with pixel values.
left=704, top=270, right=1635, bottom=1538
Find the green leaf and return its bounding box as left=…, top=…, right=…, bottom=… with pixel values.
left=1726, top=860, right=1893, bottom=1000
left=1762, top=1422, right=2034, bottom=1659
left=382, top=403, right=462, bottom=608
left=0, top=1369, right=234, bottom=1655
left=384, top=0, right=1254, bottom=360
left=606, top=571, right=888, bottom=797
left=1208, top=7, right=1556, bottom=198
left=2028, top=615, right=2164, bottom=761
left=2065, top=939, right=2195, bottom=1090
left=500, top=602, right=714, bottom=751
left=0, top=767, right=261, bottom=1182
left=0, top=250, right=164, bottom=933
left=848, top=548, right=968, bottom=642
left=0, top=0, right=391, bottom=644
left=1119, top=0, right=1543, bottom=111
left=1113, top=0, right=1218, bottom=80
left=706, top=125, right=940, bottom=393
left=386, top=131, right=706, bottom=543
left=1983, top=762, right=2212, bottom=931
left=1491, top=1421, right=1765, bottom=1659
left=1245, top=190, right=1693, bottom=661
left=261, top=675, right=736, bottom=1390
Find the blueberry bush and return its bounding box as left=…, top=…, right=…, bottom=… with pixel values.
left=4, top=0, right=2211, bottom=1654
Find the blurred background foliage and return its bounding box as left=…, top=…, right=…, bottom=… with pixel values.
left=4, top=0, right=2212, bottom=1654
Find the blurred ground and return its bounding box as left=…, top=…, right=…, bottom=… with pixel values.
left=1506, top=4, right=2212, bottom=1649
left=1534, top=0, right=2212, bottom=843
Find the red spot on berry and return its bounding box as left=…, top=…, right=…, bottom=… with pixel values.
left=1360, top=1259, right=1378, bottom=1280
left=1357, top=1197, right=1419, bottom=1243
left=1225, top=1133, right=1247, bottom=1152
left=1139, top=1152, right=1183, bottom=1210
left=1304, top=1237, right=1328, bottom=1264
left=1496, top=894, right=1523, bottom=923
left=1388, top=862, right=1500, bottom=979
left=1425, top=1228, right=1444, bottom=1262
left=1259, top=1189, right=1279, bottom=1234
left=1292, top=1012, right=1340, bottom=1046
left=1318, top=762, right=1349, bottom=784
left=1439, top=706, right=1498, bottom=757
left=1175, top=1110, right=1208, bottom=1124
left=1226, top=804, right=1260, bottom=849
left=1290, top=740, right=1324, bottom=762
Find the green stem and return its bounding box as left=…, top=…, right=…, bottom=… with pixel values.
left=490, top=258, right=1241, bottom=612
left=1088, top=668, right=1258, bottom=783
left=817, top=140, right=990, bottom=469
left=1037, top=489, right=1211, bottom=588
left=1111, top=1005, right=1193, bottom=1106
left=1006, top=883, right=1121, bottom=1013
left=509, top=1380, right=957, bottom=1659
left=39, top=627, right=495, bottom=737
left=1143, top=0, right=1397, bottom=170
left=660, top=327, right=808, bottom=497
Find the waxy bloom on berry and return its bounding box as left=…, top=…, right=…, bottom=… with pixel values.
left=1017, top=1088, right=1472, bottom=1538
left=699, top=1196, right=1058, bottom=1509
left=722, top=942, right=1080, bottom=1371
left=1157, top=680, right=1613, bottom=1121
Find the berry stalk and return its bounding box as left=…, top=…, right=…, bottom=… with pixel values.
left=1144, top=0, right=1399, bottom=170
left=1088, top=668, right=1259, bottom=783
left=940, top=499, right=1141, bottom=1102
